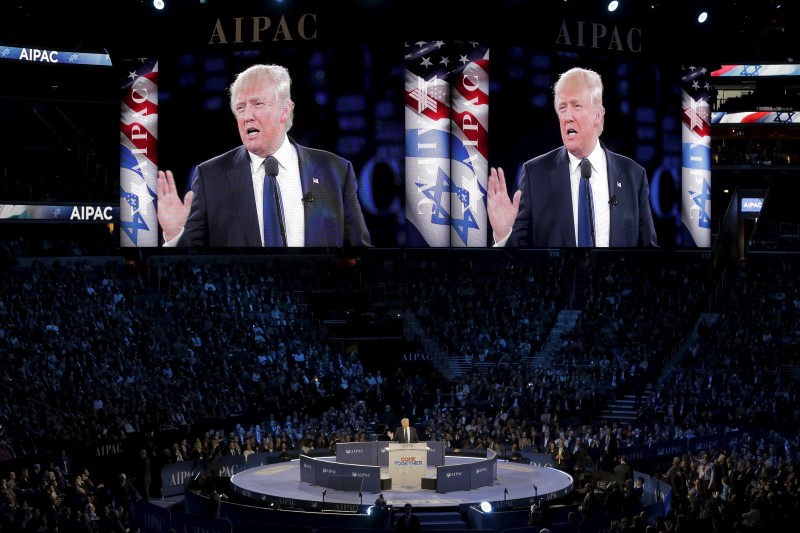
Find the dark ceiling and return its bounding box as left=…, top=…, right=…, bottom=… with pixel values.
left=1, top=0, right=798, bottom=62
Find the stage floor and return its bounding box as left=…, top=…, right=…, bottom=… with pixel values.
left=230, top=456, right=574, bottom=511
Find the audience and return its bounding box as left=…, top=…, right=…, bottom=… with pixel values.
left=0, top=243, right=798, bottom=532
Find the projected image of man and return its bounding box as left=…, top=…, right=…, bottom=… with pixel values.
left=156, top=63, right=371, bottom=248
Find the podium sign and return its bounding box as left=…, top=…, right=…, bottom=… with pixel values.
left=436, top=463, right=471, bottom=493
left=387, top=443, right=427, bottom=489
left=336, top=441, right=378, bottom=466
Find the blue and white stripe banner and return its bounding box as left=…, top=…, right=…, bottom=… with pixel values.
left=120, top=58, right=159, bottom=247
left=450, top=44, right=489, bottom=247
left=405, top=42, right=453, bottom=247
left=0, top=45, right=112, bottom=66
left=0, top=204, right=119, bottom=222
left=680, top=66, right=712, bottom=248
left=404, top=41, right=490, bottom=247
left=711, top=64, right=800, bottom=77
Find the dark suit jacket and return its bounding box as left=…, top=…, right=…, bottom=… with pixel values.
left=507, top=145, right=657, bottom=247
left=395, top=512, right=421, bottom=532
left=178, top=139, right=371, bottom=247
left=614, top=462, right=634, bottom=485
left=392, top=426, right=419, bottom=444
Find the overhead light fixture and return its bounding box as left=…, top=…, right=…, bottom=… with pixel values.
left=479, top=501, right=492, bottom=513
left=608, top=1, right=620, bottom=12
left=154, top=0, right=165, bottom=9
left=698, top=11, right=709, bottom=23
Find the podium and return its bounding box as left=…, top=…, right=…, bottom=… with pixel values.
left=386, top=443, right=428, bottom=489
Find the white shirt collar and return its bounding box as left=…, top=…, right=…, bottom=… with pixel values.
left=248, top=134, right=293, bottom=171
left=567, top=142, right=603, bottom=175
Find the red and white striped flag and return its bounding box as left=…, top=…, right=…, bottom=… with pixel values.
left=120, top=58, right=159, bottom=247
left=680, top=65, right=712, bottom=248
left=404, top=41, right=490, bottom=247
left=450, top=43, right=489, bottom=247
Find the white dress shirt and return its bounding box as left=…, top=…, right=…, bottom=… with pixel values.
left=250, top=135, right=305, bottom=247
left=568, top=144, right=610, bottom=247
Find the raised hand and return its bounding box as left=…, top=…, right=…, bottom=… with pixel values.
left=487, top=167, right=521, bottom=243
left=156, top=170, right=194, bottom=243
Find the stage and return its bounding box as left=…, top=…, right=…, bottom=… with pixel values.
left=229, top=455, right=574, bottom=513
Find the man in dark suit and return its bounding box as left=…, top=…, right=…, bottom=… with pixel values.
left=601, top=427, right=619, bottom=473
left=157, top=63, right=371, bottom=248
left=613, top=455, right=634, bottom=486
left=387, top=418, right=419, bottom=443
left=488, top=67, right=657, bottom=248
left=395, top=503, right=421, bottom=532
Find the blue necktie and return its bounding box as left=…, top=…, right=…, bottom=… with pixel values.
left=577, top=159, right=594, bottom=247
left=263, top=157, right=286, bottom=247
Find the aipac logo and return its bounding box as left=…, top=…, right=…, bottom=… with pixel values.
left=446, top=471, right=463, bottom=478
left=335, top=503, right=358, bottom=512
left=475, top=467, right=488, bottom=474
left=70, top=205, right=115, bottom=221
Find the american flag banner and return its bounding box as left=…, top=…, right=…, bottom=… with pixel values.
left=449, top=43, right=489, bottom=247
left=710, top=64, right=795, bottom=131
left=712, top=111, right=796, bottom=125
left=405, top=41, right=453, bottom=247
left=680, top=65, right=712, bottom=248
left=711, top=64, right=800, bottom=77
left=120, top=58, right=159, bottom=247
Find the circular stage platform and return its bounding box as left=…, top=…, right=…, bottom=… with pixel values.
left=230, top=456, right=574, bottom=512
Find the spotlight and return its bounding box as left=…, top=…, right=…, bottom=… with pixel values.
left=367, top=505, right=375, bottom=516
left=153, top=0, right=165, bottom=9
left=608, top=1, right=619, bottom=12
left=697, top=11, right=708, bottom=23
left=479, top=501, right=492, bottom=513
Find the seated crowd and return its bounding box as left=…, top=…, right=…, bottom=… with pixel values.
left=1, top=245, right=799, bottom=532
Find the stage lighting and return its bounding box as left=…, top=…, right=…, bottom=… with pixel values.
left=153, top=0, right=165, bottom=10
left=479, top=501, right=492, bottom=513
left=608, top=1, right=619, bottom=12
left=697, top=11, right=708, bottom=23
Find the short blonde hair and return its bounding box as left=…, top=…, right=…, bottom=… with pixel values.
left=553, top=67, right=605, bottom=135
left=229, top=64, right=295, bottom=131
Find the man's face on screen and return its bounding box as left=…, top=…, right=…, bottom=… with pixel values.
left=556, top=83, right=601, bottom=160
left=233, top=76, right=289, bottom=157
